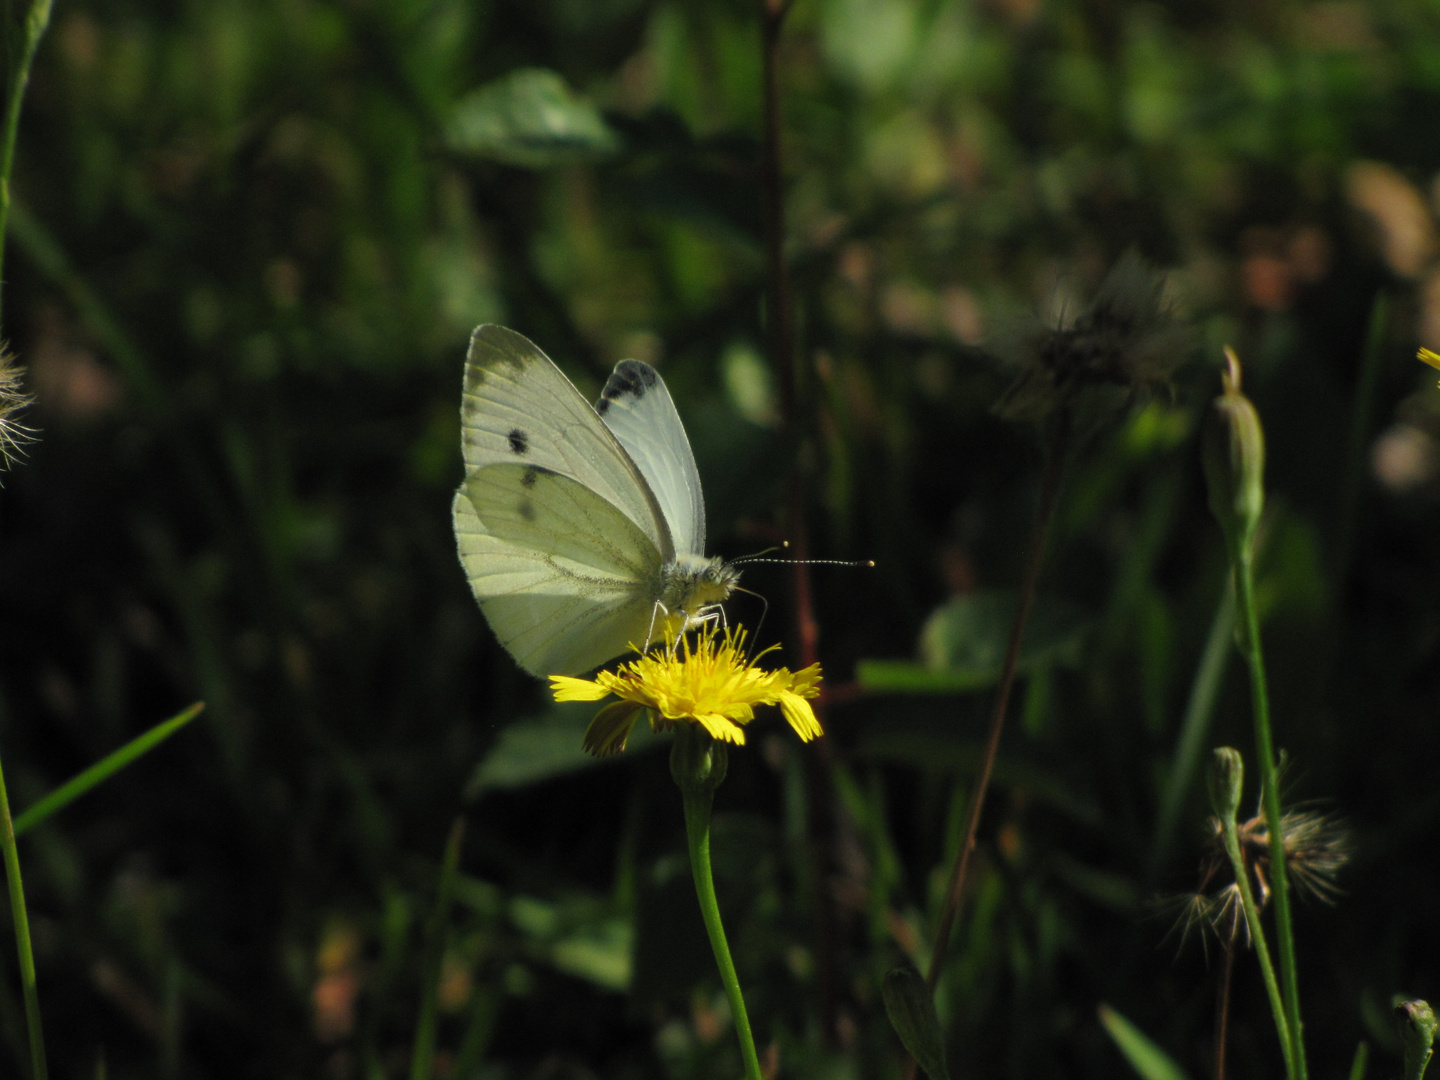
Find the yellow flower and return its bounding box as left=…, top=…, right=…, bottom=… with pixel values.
left=550, top=628, right=823, bottom=756
left=1420, top=346, right=1440, bottom=387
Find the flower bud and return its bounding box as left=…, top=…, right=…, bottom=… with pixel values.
left=1202, top=348, right=1265, bottom=558
left=1208, top=747, right=1245, bottom=825
left=1395, top=998, right=1436, bottom=1080
left=882, top=964, right=950, bottom=1080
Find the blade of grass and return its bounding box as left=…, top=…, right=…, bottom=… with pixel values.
left=12, top=703, right=205, bottom=837
left=1149, top=577, right=1236, bottom=875
left=1347, top=1040, right=1368, bottom=1080
left=1098, top=1004, right=1192, bottom=1080
left=0, top=0, right=55, bottom=323
left=410, top=818, right=466, bottom=1080
left=1334, top=291, right=1388, bottom=581
left=0, top=751, right=45, bottom=1079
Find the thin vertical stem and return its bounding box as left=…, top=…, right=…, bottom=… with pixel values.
left=760, top=0, right=842, bottom=1042
left=1217, top=800, right=1293, bottom=1079
left=1334, top=292, right=1389, bottom=582
left=681, top=782, right=764, bottom=1080
left=0, top=0, right=56, bottom=323
left=925, top=414, right=1069, bottom=991
left=410, top=818, right=466, bottom=1080
left=0, top=750, right=47, bottom=1080
left=1214, top=923, right=1236, bottom=1080
left=1234, top=547, right=1306, bottom=1079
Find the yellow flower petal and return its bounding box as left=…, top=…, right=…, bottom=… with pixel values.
left=1422, top=347, right=1440, bottom=386
left=549, top=675, right=612, bottom=702
left=779, top=694, right=823, bottom=741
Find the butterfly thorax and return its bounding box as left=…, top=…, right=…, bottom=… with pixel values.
left=659, top=554, right=739, bottom=630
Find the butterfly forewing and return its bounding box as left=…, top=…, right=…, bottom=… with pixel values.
left=460, top=326, right=673, bottom=559
left=594, top=360, right=707, bottom=556
left=453, top=464, right=664, bottom=676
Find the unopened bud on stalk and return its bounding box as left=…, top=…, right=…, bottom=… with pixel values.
left=1395, top=998, right=1436, bottom=1080
left=1202, top=348, right=1266, bottom=558
left=882, top=964, right=950, bottom=1080
left=1207, top=747, right=1245, bottom=825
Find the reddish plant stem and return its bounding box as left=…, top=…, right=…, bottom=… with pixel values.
left=1215, top=928, right=1236, bottom=1080
left=925, top=414, right=1069, bottom=993
left=760, top=0, right=841, bottom=1043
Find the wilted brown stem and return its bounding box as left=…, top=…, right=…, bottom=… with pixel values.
left=925, top=413, right=1069, bottom=993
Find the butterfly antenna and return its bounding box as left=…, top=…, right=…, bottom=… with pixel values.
left=730, top=543, right=785, bottom=564
left=732, top=538, right=875, bottom=570
left=734, top=557, right=876, bottom=568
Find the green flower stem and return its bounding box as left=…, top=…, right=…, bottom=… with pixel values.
left=673, top=729, right=763, bottom=1080
left=1233, top=544, right=1306, bottom=1080
left=0, top=749, right=47, bottom=1080
left=1215, top=781, right=1291, bottom=1079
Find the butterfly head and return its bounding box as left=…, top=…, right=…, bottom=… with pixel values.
left=659, top=554, right=740, bottom=634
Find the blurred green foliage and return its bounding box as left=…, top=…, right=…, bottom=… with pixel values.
left=1, top=0, right=1439, bottom=1077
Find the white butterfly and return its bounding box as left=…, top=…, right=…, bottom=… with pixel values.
left=452, top=325, right=739, bottom=677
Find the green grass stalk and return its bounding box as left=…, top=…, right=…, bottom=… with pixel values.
left=1334, top=292, right=1389, bottom=582
left=1214, top=765, right=1292, bottom=1079
left=410, top=818, right=466, bottom=1080
left=1151, top=579, right=1236, bottom=875
left=0, top=0, right=55, bottom=323
left=1233, top=544, right=1306, bottom=1079
left=1347, top=1040, right=1368, bottom=1080
left=0, top=750, right=47, bottom=1080
left=13, top=704, right=205, bottom=836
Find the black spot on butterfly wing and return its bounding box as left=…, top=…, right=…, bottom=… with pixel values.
left=508, top=428, right=530, bottom=455
left=596, top=360, right=658, bottom=416
left=516, top=465, right=554, bottom=519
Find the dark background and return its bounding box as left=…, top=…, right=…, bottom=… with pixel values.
left=0, top=0, right=1437, bottom=1077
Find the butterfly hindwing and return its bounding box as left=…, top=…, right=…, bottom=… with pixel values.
left=594, top=360, right=706, bottom=557
left=453, top=463, right=664, bottom=676
left=460, top=326, right=674, bottom=559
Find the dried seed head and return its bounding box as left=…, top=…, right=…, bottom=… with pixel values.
left=0, top=348, right=35, bottom=472
left=994, top=252, right=1190, bottom=430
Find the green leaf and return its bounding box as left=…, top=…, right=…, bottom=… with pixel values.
left=13, top=703, right=205, bottom=836
left=858, top=591, right=1089, bottom=695
left=463, top=702, right=659, bottom=797
left=1097, top=1005, right=1191, bottom=1080
left=447, top=68, right=619, bottom=166
left=882, top=964, right=950, bottom=1080
left=920, top=590, right=1090, bottom=677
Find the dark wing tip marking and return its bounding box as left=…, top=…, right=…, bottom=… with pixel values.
left=597, top=360, right=660, bottom=413
left=507, top=428, right=530, bottom=455
left=469, top=324, right=543, bottom=372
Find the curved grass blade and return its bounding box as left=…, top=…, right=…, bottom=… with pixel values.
left=13, top=703, right=204, bottom=837
left=1098, top=1004, right=1191, bottom=1080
